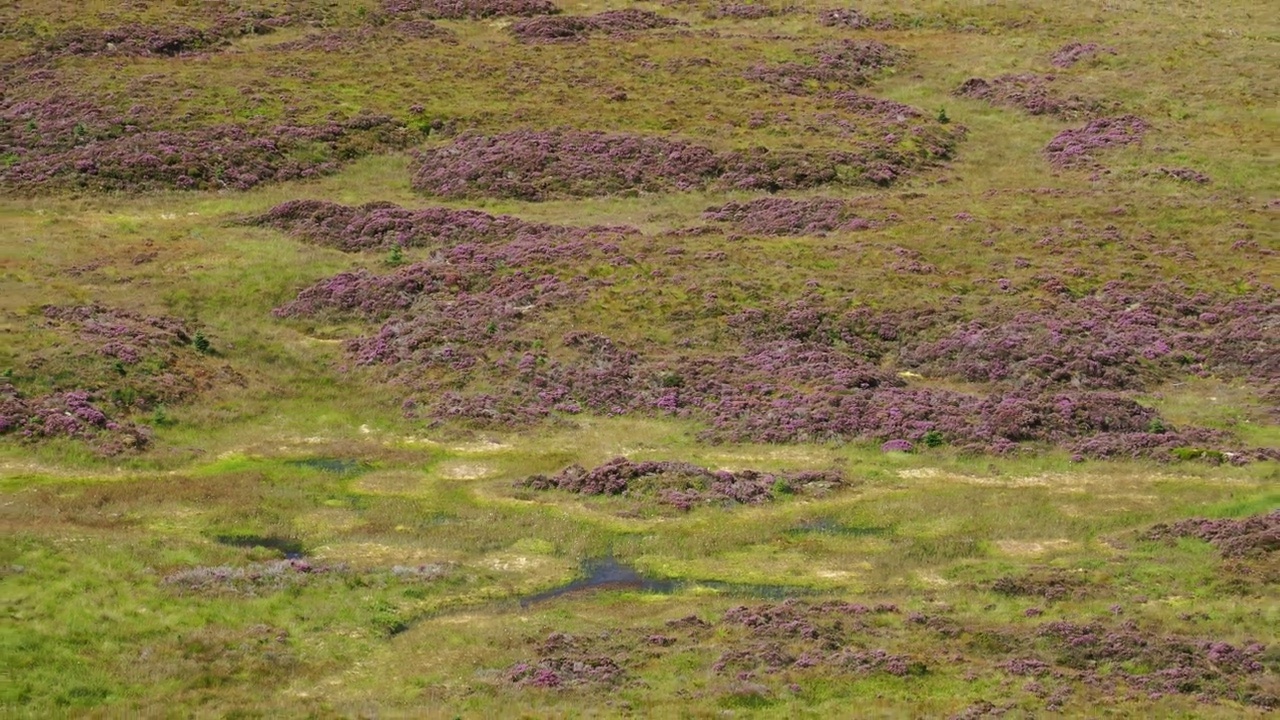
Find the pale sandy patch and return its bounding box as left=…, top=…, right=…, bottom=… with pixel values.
left=437, top=461, right=496, bottom=480
left=918, top=571, right=952, bottom=587
left=449, top=439, right=512, bottom=453
left=483, top=554, right=548, bottom=572
left=312, top=541, right=451, bottom=567
left=996, top=539, right=1075, bottom=556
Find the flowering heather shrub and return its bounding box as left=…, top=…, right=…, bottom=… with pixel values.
left=2, top=303, right=242, bottom=454
left=828, top=91, right=924, bottom=120
left=1043, top=115, right=1149, bottom=168
left=505, top=656, right=625, bottom=687
left=0, top=95, right=143, bottom=160
left=383, top=0, right=560, bottom=18
left=2, top=115, right=418, bottom=192
left=37, top=18, right=273, bottom=58
left=1070, top=430, right=1279, bottom=465
left=410, top=128, right=950, bottom=200
left=273, top=257, right=573, bottom=322
left=519, top=457, right=844, bottom=510
left=35, top=303, right=221, bottom=411
left=705, top=4, right=796, bottom=19
left=702, top=197, right=878, bottom=236
left=43, top=303, right=194, bottom=364
left=955, top=74, right=1108, bottom=119
left=278, top=261, right=1269, bottom=458
left=510, top=9, right=681, bottom=42
left=162, top=559, right=328, bottom=595
left=1143, top=511, right=1279, bottom=557
left=503, top=603, right=1270, bottom=708
left=253, top=199, right=637, bottom=252
left=1035, top=620, right=1269, bottom=702
left=0, top=384, right=151, bottom=455
left=901, top=282, right=1279, bottom=391
left=411, top=129, right=719, bottom=199
left=745, top=40, right=905, bottom=94
left=817, top=8, right=876, bottom=28
left=1050, top=41, right=1117, bottom=68
left=991, top=569, right=1089, bottom=601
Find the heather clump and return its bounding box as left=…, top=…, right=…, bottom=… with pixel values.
left=43, top=304, right=194, bottom=364
left=1043, top=115, right=1149, bottom=168
left=1143, top=511, right=1279, bottom=557
left=1034, top=620, right=1269, bottom=703
left=1, top=303, right=233, bottom=453
left=1050, top=41, right=1117, bottom=68
left=36, top=16, right=279, bottom=59
left=498, top=607, right=1271, bottom=709
left=410, top=129, right=721, bottom=200
left=745, top=40, right=905, bottom=94
left=273, top=259, right=574, bottom=322
left=384, top=0, right=560, bottom=18
left=705, top=4, right=796, bottom=19
left=162, top=559, right=329, bottom=596
left=519, top=457, right=845, bottom=510
left=37, top=304, right=209, bottom=406
left=1070, top=430, right=1278, bottom=465
left=409, top=128, right=951, bottom=200
left=900, top=283, right=1280, bottom=391
left=505, top=656, right=625, bottom=688
left=0, top=385, right=151, bottom=454
left=252, top=199, right=637, bottom=252
left=991, top=569, right=1090, bottom=601
left=276, top=260, right=1270, bottom=459
left=817, top=8, right=880, bottom=28
left=0, top=95, right=145, bottom=162
left=2, top=113, right=419, bottom=192
left=828, top=91, right=924, bottom=120
left=955, top=74, right=1108, bottom=119
left=510, top=9, right=681, bottom=42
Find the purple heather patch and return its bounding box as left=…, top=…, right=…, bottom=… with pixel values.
left=510, top=9, right=682, bottom=42
left=252, top=199, right=637, bottom=252
left=383, top=0, right=560, bottom=18
left=1050, top=41, right=1117, bottom=68
left=744, top=40, right=905, bottom=94
left=956, top=74, right=1109, bottom=119
left=409, top=126, right=957, bottom=200
left=519, top=457, right=845, bottom=510
left=1143, top=511, right=1279, bottom=558
left=1044, top=115, right=1149, bottom=169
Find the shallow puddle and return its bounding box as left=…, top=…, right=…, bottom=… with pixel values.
left=286, top=457, right=372, bottom=475
left=521, top=557, right=815, bottom=606
left=521, top=557, right=676, bottom=606
left=214, top=533, right=307, bottom=559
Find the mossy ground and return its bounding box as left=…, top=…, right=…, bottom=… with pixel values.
left=1, top=0, right=1276, bottom=716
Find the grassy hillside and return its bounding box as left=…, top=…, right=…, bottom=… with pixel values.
left=1, top=0, right=1276, bottom=716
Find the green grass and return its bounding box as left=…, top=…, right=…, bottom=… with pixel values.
left=1, top=0, right=1278, bottom=716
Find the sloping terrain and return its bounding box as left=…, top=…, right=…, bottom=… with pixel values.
left=1, top=0, right=1276, bottom=716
